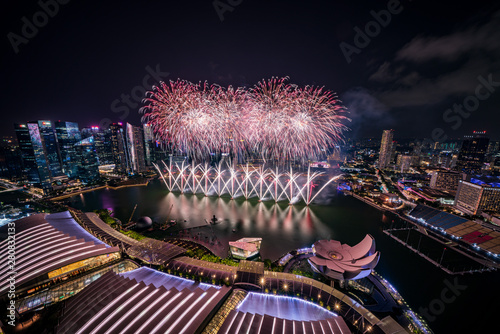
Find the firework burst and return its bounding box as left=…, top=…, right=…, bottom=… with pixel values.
left=140, top=77, right=349, bottom=161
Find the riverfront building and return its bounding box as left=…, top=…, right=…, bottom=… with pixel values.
left=308, top=235, right=380, bottom=281
left=0, top=211, right=127, bottom=313
left=455, top=179, right=500, bottom=215
left=55, top=264, right=406, bottom=334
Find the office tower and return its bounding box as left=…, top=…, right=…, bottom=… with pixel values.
left=74, top=136, right=100, bottom=183
left=126, top=123, right=146, bottom=173
left=81, top=126, right=114, bottom=165
left=396, top=155, right=412, bottom=173
left=109, top=123, right=129, bottom=173
left=456, top=131, right=489, bottom=174
left=14, top=123, right=52, bottom=193
left=455, top=179, right=500, bottom=215
left=55, top=121, right=82, bottom=178
left=430, top=171, right=461, bottom=192
left=378, top=129, right=394, bottom=169
left=34, top=120, right=63, bottom=178
left=143, top=123, right=154, bottom=166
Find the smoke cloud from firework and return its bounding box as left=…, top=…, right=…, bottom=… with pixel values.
left=140, top=77, right=349, bottom=161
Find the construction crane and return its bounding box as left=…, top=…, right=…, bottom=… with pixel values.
left=128, top=204, right=138, bottom=225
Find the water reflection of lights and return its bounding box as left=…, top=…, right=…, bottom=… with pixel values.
left=157, top=192, right=327, bottom=234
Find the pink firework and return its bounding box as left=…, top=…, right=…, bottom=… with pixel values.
left=140, top=77, right=349, bottom=161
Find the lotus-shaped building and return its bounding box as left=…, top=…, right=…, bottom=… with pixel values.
left=308, top=235, right=380, bottom=281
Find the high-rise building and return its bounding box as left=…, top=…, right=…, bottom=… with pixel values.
left=81, top=126, right=114, bottom=165
left=378, top=129, right=394, bottom=169
left=454, top=179, right=500, bottom=215
left=430, top=171, right=461, bottom=192
left=74, top=136, right=100, bottom=183
left=109, top=123, right=129, bottom=173
left=456, top=131, right=489, bottom=174
left=14, top=123, right=52, bottom=193
left=143, top=123, right=154, bottom=166
left=55, top=121, right=82, bottom=178
left=35, top=120, right=63, bottom=178
left=396, top=155, right=412, bottom=173
left=126, top=123, right=146, bottom=173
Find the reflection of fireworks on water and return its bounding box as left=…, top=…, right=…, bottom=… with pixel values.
left=153, top=160, right=341, bottom=205
left=141, top=77, right=349, bottom=161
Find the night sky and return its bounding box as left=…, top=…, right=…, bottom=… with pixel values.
left=2, top=0, right=499, bottom=140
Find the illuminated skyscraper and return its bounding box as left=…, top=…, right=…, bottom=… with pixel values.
left=109, top=123, right=129, bottom=173
left=126, top=123, right=146, bottom=173
left=378, top=129, right=394, bottom=169
left=81, top=126, right=114, bottom=165
left=456, top=131, right=489, bottom=174
left=35, top=120, right=63, bottom=178
left=74, top=136, right=100, bottom=183
left=14, top=123, right=52, bottom=193
left=143, top=123, right=154, bottom=166
left=55, top=121, right=82, bottom=178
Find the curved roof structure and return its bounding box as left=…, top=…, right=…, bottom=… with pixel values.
left=236, top=292, right=341, bottom=322
left=56, top=268, right=231, bottom=334
left=309, top=235, right=380, bottom=280
left=121, top=266, right=219, bottom=291
left=0, top=211, right=120, bottom=295
left=220, top=292, right=351, bottom=334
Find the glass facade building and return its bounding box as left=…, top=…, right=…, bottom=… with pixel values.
left=14, top=123, right=52, bottom=192
left=74, top=136, right=100, bottom=183
left=126, top=122, right=146, bottom=173
left=36, top=120, right=63, bottom=178
left=55, top=121, right=82, bottom=178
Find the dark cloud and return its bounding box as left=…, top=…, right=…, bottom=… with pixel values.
left=368, top=62, right=404, bottom=83
left=369, top=11, right=500, bottom=108
left=341, top=87, right=393, bottom=137
left=397, top=11, right=500, bottom=62
left=377, top=58, right=495, bottom=107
